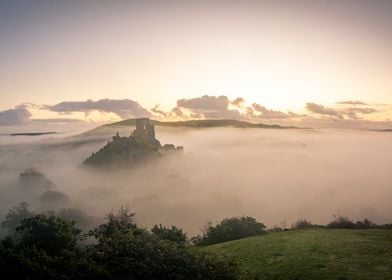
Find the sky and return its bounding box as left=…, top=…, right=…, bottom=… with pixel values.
left=0, top=0, right=391, bottom=128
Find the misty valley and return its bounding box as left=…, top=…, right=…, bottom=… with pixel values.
left=1, top=120, right=392, bottom=234
left=1, top=119, right=392, bottom=279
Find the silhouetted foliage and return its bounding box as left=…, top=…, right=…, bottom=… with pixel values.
left=18, top=168, right=55, bottom=190
left=355, top=218, right=376, bottom=229
left=2, top=202, right=34, bottom=235
left=151, top=224, right=187, bottom=245
left=291, top=219, right=314, bottom=229
left=16, top=214, right=82, bottom=256
left=0, top=205, right=249, bottom=280
left=193, top=216, right=266, bottom=246
left=327, top=215, right=357, bottom=229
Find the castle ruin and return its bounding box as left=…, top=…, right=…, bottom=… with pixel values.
left=131, top=118, right=160, bottom=147
left=83, top=118, right=183, bottom=168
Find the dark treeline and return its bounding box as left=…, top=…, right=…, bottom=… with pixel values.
left=0, top=204, right=249, bottom=280
left=1, top=203, right=391, bottom=279
left=290, top=216, right=392, bottom=230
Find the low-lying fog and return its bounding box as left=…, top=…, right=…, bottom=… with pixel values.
left=1, top=125, right=391, bottom=235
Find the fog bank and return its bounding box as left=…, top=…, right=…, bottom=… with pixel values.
left=0, top=126, right=391, bottom=235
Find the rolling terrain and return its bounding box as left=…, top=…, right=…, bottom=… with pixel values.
left=205, top=229, right=392, bottom=280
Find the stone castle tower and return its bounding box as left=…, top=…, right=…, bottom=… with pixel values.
left=131, top=118, right=160, bottom=146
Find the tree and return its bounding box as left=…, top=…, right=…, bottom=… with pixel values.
left=2, top=202, right=34, bottom=235
left=151, top=224, right=187, bottom=245
left=291, top=219, right=314, bottom=229
left=194, top=216, right=266, bottom=246
left=16, top=214, right=81, bottom=255
left=355, top=218, right=376, bottom=229
left=1, top=206, right=249, bottom=280
left=327, top=215, right=356, bottom=229
left=88, top=206, right=145, bottom=244
left=87, top=208, right=249, bottom=279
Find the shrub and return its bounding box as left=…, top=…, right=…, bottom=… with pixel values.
left=0, top=205, right=250, bottom=280
left=355, top=218, right=376, bottom=229
left=194, top=216, right=266, bottom=246
left=327, top=215, right=356, bottom=229
left=16, top=214, right=82, bottom=256
left=2, top=202, right=34, bottom=235
left=291, top=219, right=314, bottom=229
left=151, top=224, right=187, bottom=245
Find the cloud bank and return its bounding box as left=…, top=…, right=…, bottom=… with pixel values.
left=43, top=99, right=151, bottom=119
left=2, top=96, right=391, bottom=129
left=0, top=106, right=32, bottom=125
left=175, top=95, right=241, bottom=119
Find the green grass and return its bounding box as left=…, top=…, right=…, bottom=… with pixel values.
left=204, top=229, right=392, bottom=280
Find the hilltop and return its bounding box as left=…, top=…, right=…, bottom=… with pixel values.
left=107, top=118, right=292, bottom=129
left=83, top=118, right=183, bottom=168
left=205, top=228, right=392, bottom=280
left=80, top=119, right=298, bottom=138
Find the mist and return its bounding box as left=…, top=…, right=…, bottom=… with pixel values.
left=0, top=125, right=391, bottom=235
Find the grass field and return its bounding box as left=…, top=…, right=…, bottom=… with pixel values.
left=205, top=229, right=392, bottom=280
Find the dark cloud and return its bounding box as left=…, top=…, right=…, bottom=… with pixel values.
left=0, top=106, right=32, bottom=125
left=177, top=95, right=230, bottom=111
left=343, top=107, right=378, bottom=119
left=347, top=108, right=378, bottom=114
left=249, top=103, right=298, bottom=119
left=306, top=101, right=379, bottom=121
left=151, top=105, right=169, bottom=118
left=31, top=118, right=86, bottom=124
left=337, top=100, right=368, bottom=105
left=306, top=102, right=380, bottom=121
left=173, top=95, right=299, bottom=121
left=231, top=97, right=245, bottom=107
left=176, top=95, right=240, bottom=119
left=42, top=99, right=151, bottom=119
left=306, top=102, right=341, bottom=117
left=171, top=107, right=185, bottom=118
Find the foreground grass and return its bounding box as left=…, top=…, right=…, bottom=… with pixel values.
left=205, top=229, right=392, bottom=280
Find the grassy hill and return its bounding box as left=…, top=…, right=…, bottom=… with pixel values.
left=107, top=118, right=293, bottom=129
left=204, top=228, right=392, bottom=280
left=79, top=118, right=299, bottom=139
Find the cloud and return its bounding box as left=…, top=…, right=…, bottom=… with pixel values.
left=171, top=107, right=185, bottom=118
left=306, top=102, right=341, bottom=117
left=231, top=97, right=245, bottom=107
left=173, top=95, right=300, bottom=121
left=151, top=105, right=169, bottom=118
left=0, top=106, right=32, bottom=125
left=31, top=118, right=86, bottom=124
left=342, top=107, right=378, bottom=119
left=306, top=102, right=380, bottom=121
left=249, top=103, right=299, bottom=119
left=42, top=99, right=151, bottom=119
left=337, top=100, right=368, bottom=105
left=176, top=95, right=241, bottom=119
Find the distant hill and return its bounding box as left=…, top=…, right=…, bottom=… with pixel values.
left=204, top=228, right=392, bottom=279
left=107, top=118, right=293, bottom=129
left=10, top=132, right=57, bottom=136
left=83, top=118, right=182, bottom=168
left=79, top=119, right=299, bottom=139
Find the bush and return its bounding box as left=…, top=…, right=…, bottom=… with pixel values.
left=151, top=224, right=187, bottom=245
left=16, top=214, right=82, bottom=256
left=2, top=202, right=34, bottom=235
left=0, top=205, right=249, bottom=280
left=194, top=216, right=266, bottom=246
left=355, top=218, right=376, bottom=229
left=291, top=219, right=314, bottom=229
left=327, top=215, right=356, bottom=229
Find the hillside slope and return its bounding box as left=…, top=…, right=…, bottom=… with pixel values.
left=205, top=229, right=392, bottom=280
left=107, top=119, right=290, bottom=129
